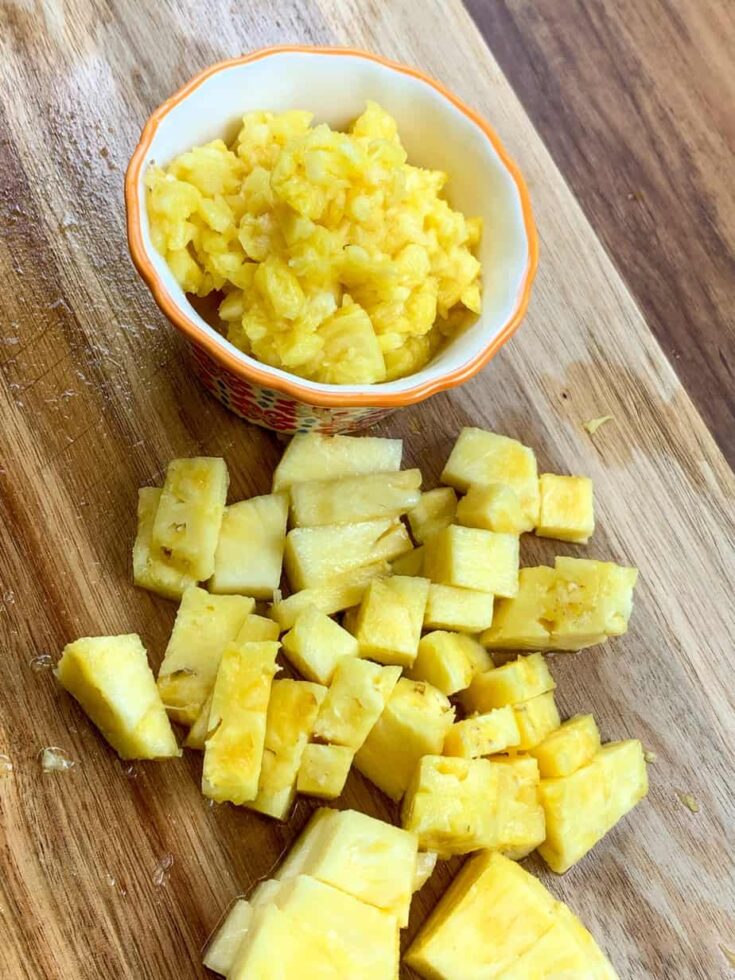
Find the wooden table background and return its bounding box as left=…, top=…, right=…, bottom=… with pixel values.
left=0, top=1, right=733, bottom=978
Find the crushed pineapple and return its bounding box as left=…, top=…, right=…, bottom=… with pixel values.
left=296, top=742, right=354, bottom=799
left=536, top=474, right=595, bottom=544
left=407, top=487, right=458, bottom=544
left=146, top=103, right=482, bottom=384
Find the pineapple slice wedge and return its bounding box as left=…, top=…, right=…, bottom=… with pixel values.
left=529, top=713, right=601, bottom=778
left=269, top=560, right=390, bottom=630
left=296, top=743, right=354, bottom=799
left=424, top=525, right=519, bottom=598
left=133, top=488, right=197, bottom=600
left=272, top=433, right=402, bottom=492
left=407, top=487, right=458, bottom=544
left=281, top=604, right=359, bottom=684
left=56, top=634, right=180, bottom=760
left=354, top=575, right=430, bottom=667
left=203, top=899, right=253, bottom=976
left=424, top=583, right=494, bottom=633
left=443, top=705, right=521, bottom=758
left=455, top=482, right=527, bottom=535
left=290, top=469, right=421, bottom=526
left=408, top=630, right=477, bottom=696
left=459, top=652, right=555, bottom=714
left=210, top=492, right=288, bottom=598
left=311, top=658, right=401, bottom=749
left=513, top=690, right=561, bottom=750
left=536, top=473, right=595, bottom=544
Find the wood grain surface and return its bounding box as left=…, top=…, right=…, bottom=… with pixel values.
left=0, top=1, right=733, bottom=978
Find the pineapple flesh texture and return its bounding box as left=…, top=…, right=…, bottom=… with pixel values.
left=285, top=517, right=411, bottom=590
left=459, top=652, right=555, bottom=714
left=405, top=851, right=618, bottom=980
left=408, top=630, right=476, bottom=695
left=151, top=456, right=228, bottom=581
left=272, top=433, right=402, bottom=492
left=201, top=640, right=279, bottom=804
left=493, top=755, right=546, bottom=859
left=482, top=566, right=557, bottom=650
left=513, top=690, right=561, bottom=750
left=270, top=560, right=389, bottom=629
left=391, top=545, right=424, bottom=577
left=281, top=604, right=359, bottom=684
left=133, top=488, right=197, bottom=600
left=203, top=898, right=253, bottom=976
left=311, top=658, right=401, bottom=749
left=157, top=586, right=254, bottom=725
left=297, top=743, right=354, bottom=799
left=538, top=739, right=648, bottom=874
left=456, top=481, right=527, bottom=535
left=355, top=678, right=455, bottom=801
left=246, top=678, right=326, bottom=820
left=289, top=469, right=421, bottom=526
left=355, top=575, right=430, bottom=667
left=424, top=583, right=494, bottom=633
left=530, top=713, right=601, bottom=778
left=536, top=473, right=595, bottom=544
left=407, top=487, right=458, bottom=544
left=441, top=428, right=540, bottom=530
left=413, top=851, right=438, bottom=892
left=209, top=492, right=288, bottom=598
left=424, top=525, right=519, bottom=598
left=56, top=635, right=180, bottom=760
left=443, top=705, right=521, bottom=758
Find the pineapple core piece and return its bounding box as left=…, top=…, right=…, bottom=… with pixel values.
left=441, top=428, right=540, bottom=530
left=289, top=469, right=421, bottom=526
left=297, top=743, right=354, bottom=799
left=443, top=705, right=521, bottom=758
left=210, top=492, right=288, bottom=598
left=405, top=851, right=618, bottom=980
left=311, top=658, right=401, bottom=749
left=133, top=487, right=197, bottom=600
left=354, top=575, right=430, bottom=667
left=455, top=481, right=527, bottom=535
left=536, top=473, right=595, bottom=544
left=407, top=487, right=458, bottom=544
left=424, top=525, right=520, bottom=598
left=530, top=713, right=601, bottom=778
left=513, top=690, right=561, bottom=750
left=270, top=560, right=389, bottom=630
left=459, top=652, right=555, bottom=713
left=272, top=433, right=402, bottom=492
left=56, top=634, right=180, bottom=760
left=355, top=678, right=455, bottom=801
left=201, top=640, right=279, bottom=804
left=391, top=545, right=424, bottom=577
left=281, top=604, right=359, bottom=684
left=424, top=583, right=494, bottom=633
left=538, top=739, right=648, bottom=874
left=203, top=899, right=252, bottom=976
left=157, top=586, right=254, bottom=725
left=408, top=630, right=477, bottom=695
left=151, top=456, right=228, bottom=581
left=493, top=755, right=546, bottom=859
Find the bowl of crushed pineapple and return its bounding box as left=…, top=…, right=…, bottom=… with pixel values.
left=126, top=46, right=537, bottom=433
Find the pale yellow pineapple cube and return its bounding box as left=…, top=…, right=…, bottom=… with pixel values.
left=424, top=584, right=494, bottom=633
left=281, top=604, right=359, bottom=684
left=354, top=575, right=430, bottom=666
left=269, top=560, right=389, bottom=629
left=513, top=690, right=561, bottom=750
left=296, top=743, right=354, bottom=799
left=455, top=481, right=527, bottom=535
left=157, top=586, right=254, bottom=725
left=272, top=433, right=402, bottom=492
left=408, top=630, right=475, bottom=695
left=151, top=457, right=228, bottom=581
left=536, top=473, right=595, bottom=544
left=390, top=545, right=424, bottom=576
left=407, top=487, right=458, bottom=544
left=133, top=488, right=197, bottom=600
left=355, top=678, right=455, bottom=800
left=441, top=428, right=540, bottom=529
left=203, top=899, right=252, bottom=976
left=424, top=525, right=519, bottom=598
left=210, top=492, right=288, bottom=598
left=413, top=851, right=438, bottom=892
left=56, top=634, right=180, bottom=760
left=550, top=556, right=638, bottom=649
left=493, top=755, right=546, bottom=859
left=443, top=705, right=520, bottom=758
left=311, top=658, right=401, bottom=748
left=201, top=640, right=279, bottom=804
left=289, top=469, right=421, bottom=526
left=481, top=566, right=556, bottom=649
left=530, top=713, right=601, bottom=778
left=235, top=613, right=280, bottom=643
left=459, top=652, right=555, bottom=713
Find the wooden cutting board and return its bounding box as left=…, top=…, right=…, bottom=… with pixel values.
left=0, top=1, right=733, bottom=977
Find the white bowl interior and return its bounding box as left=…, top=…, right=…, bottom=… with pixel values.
left=137, top=50, right=530, bottom=396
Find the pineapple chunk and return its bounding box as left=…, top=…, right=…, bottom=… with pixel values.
left=408, top=631, right=476, bottom=696
left=443, top=705, right=520, bottom=758
left=311, top=658, right=401, bottom=748
left=413, top=851, right=438, bottom=892
left=513, top=690, right=561, bottom=750
left=424, top=525, right=519, bottom=598
left=210, top=493, right=288, bottom=598
left=462, top=636, right=495, bottom=675
left=269, top=560, right=389, bottom=629
left=481, top=566, right=556, bottom=649
left=455, top=482, right=527, bottom=535
left=272, top=433, right=402, bottom=492
left=530, top=713, right=601, bottom=778
left=246, top=679, right=326, bottom=819
left=56, top=634, right=180, bottom=760
left=536, top=473, right=594, bottom=544
left=296, top=743, right=354, bottom=799
left=201, top=640, right=279, bottom=804
left=285, top=517, right=410, bottom=590
left=538, top=739, right=648, bottom=873
left=407, top=487, right=458, bottom=544
left=405, top=851, right=618, bottom=980
left=459, top=652, right=555, bottom=713
left=281, top=605, right=359, bottom=684
left=424, top=584, right=494, bottom=633
left=355, top=678, right=455, bottom=801
left=157, top=586, right=254, bottom=725
left=290, top=469, right=421, bottom=526
left=235, top=613, right=280, bottom=643
left=151, top=457, right=228, bottom=580
left=203, top=899, right=253, bottom=976
left=493, top=755, right=546, bottom=859
left=441, top=428, right=540, bottom=529
left=272, top=808, right=336, bottom=881
left=133, top=487, right=197, bottom=600
left=354, top=575, right=430, bottom=667
left=391, top=545, right=424, bottom=576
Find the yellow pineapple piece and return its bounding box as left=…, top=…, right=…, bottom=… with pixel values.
left=296, top=743, right=354, bottom=799
left=201, top=640, right=279, bottom=804
left=462, top=635, right=495, bottom=675
left=269, top=560, right=389, bottom=629
left=184, top=690, right=212, bottom=750
left=550, top=556, right=638, bottom=649
left=413, top=851, right=438, bottom=892
left=203, top=899, right=253, bottom=976
left=157, top=586, right=254, bottom=725
left=355, top=678, right=455, bottom=801
left=502, top=905, right=619, bottom=978
left=354, top=575, right=430, bottom=667
left=443, top=705, right=520, bottom=758
left=455, top=481, right=527, bottom=535
left=272, top=433, right=402, bottom=492
left=210, top=492, right=288, bottom=598
left=536, top=473, right=595, bottom=544
left=424, top=525, right=519, bottom=598
left=56, top=634, right=180, bottom=760
left=235, top=613, right=280, bottom=643
left=493, top=755, right=546, bottom=859
left=151, top=457, right=229, bottom=581
left=407, top=630, right=476, bottom=696
left=133, top=488, right=197, bottom=600
left=530, top=713, right=601, bottom=778
left=317, top=300, right=387, bottom=384
left=290, top=469, right=421, bottom=526
left=424, top=584, right=494, bottom=633
left=459, top=652, right=555, bottom=713
left=481, top=566, right=556, bottom=649
left=538, top=739, right=648, bottom=873
left=391, top=545, right=424, bottom=576
left=311, top=658, right=401, bottom=749
left=407, top=487, right=458, bottom=544
left=513, top=690, right=561, bottom=750
left=441, top=428, right=540, bottom=529
left=281, top=604, right=359, bottom=684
